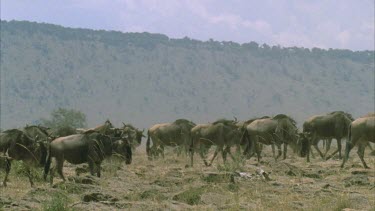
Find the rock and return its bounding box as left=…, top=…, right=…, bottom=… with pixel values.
left=82, top=192, right=118, bottom=203
left=173, top=186, right=206, bottom=205
left=201, top=192, right=225, bottom=206
left=0, top=197, right=12, bottom=206
left=348, top=193, right=369, bottom=208
left=139, top=189, right=167, bottom=201
left=343, top=175, right=370, bottom=187
left=68, top=175, right=98, bottom=185
left=202, top=172, right=235, bottom=183
left=75, top=165, right=89, bottom=176
left=303, top=172, right=322, bottom=179
left=351, top=170, right=369, bottom=175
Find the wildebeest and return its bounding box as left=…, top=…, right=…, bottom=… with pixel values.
left=109, top=127, right=133, bottom=164
left=302, top=111, right=353, bottom=162
left=341, top=114, right=375, bottom=168
left=77, top=120, right=115, bottom=136
left=122, top=123, right=145, bottom=149
left=241, top=114, right=299, bottom=162
left=23, top=125, right=53, bottom=143
left=189, top=119, right=242, bottom=167
left=147, top=119, right=196, bottom=159
left=0, top=129, right=47, bottom=187
left=43, top=131, right=117, bottom=185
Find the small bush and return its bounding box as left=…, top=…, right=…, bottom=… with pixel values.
left=42, top=192, right=71, bottom=211
left=332, top=195, right=352, bottom=211
left=217, top=153, right=245, bottom=172
left=12, top=161, right=43, bottom=182
left=173, top=186, right=206, bottom=205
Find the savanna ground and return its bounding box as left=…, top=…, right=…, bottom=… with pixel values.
left=1, top=144, right=374, bottom=211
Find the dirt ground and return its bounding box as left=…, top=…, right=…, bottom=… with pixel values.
left=1, top=145, right=374, bottom=210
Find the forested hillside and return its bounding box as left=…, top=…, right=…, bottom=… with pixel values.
left=0, top=20, right=374, bottom=129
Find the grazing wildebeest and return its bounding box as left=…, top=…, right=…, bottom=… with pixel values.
left=23, top=125, right=53, bottom=143
left=241, top=114, right=299, bottom=162
left=0, top=129, right=47, bottom=187
left=43, top=131, right=115, bottom=185
left=147, top=119, right=196, bottom=159
left=109, top=127, right=133, bottom=164
left=122, top=123, right=145, bottom=149
left=51, top=126, right=77, bottom=138
left=189, top=119, right=243, bottom=167
left=341, top=114, right=375, bottom=168
left=77, top=120, right=115, bottom=135
left=302, top=111, right=353, bottom=162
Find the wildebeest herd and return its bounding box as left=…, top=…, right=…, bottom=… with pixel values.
left=0, top=111, right=374, bottom=187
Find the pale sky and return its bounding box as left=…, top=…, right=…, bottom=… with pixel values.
left=1, top=0, right=374, bottom=50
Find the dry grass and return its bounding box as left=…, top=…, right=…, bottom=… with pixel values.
left=0, top=145, right=374, bottom=210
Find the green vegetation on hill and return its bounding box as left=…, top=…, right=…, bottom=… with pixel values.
left=0, top=20, right=374, bottom=129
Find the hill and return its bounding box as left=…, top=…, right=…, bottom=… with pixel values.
left=0, top=20, right=374, bottom=129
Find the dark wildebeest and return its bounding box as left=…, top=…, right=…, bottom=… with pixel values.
left=51, top=126, right=77, bottom=138
left=302, top=111, right=353, bottom=162
left=43, top=131, right=117, bottom=185
left=23, top=125, right=53, bottom=143
left=109, top=128, right=133, bottom=164
left=0, top=129, right=47, bottom=187
left=78, top=121, right=133, bottom=164
left=122, top=123, right=145, bottom=149
left=241, top=114, right=299, bottom=162
left=189, top=119, right=243, bottom=167
left=76, top=120, right=115, bottom=135
left=147, top=119, right=196, bottom=159
left=341, top=114, right=375, bottom=169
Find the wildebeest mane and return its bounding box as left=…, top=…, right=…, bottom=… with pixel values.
left=329, top=111, right=354, bottom=121
left=212, top=119, right=235, bottom=125
left=173, top=119, right=195, bottom=126
left=272, top=114, right=297, bottom=126
left=244, top=116, right=270, bottom=124
left=23, top=125, right=50, bottom=137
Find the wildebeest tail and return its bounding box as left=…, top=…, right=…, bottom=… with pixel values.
left=146, top=130, right=151, bottom=157
left=43, top=145, right=52, bottom=181
left=39, top=143, right=48, bottom=166
left=344, top=123, right=353, bottom=160
left=240, top=129, right=251, bottom=156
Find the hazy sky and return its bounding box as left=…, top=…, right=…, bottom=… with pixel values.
left=1, top=0, right=374, bottom=50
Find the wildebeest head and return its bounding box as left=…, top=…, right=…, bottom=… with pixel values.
left=112, top=137, right=132, bottom=164
left=296, top=133, right=309, bottom=157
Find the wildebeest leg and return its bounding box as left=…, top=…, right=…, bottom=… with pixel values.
left=341, top=139, right=355, bottom=168
left=222, top=146, right=228, bottom=163
left=208, top=146, right=221, bottom=166
left=323, top=139, right=332, bottom=157
left=199, top=146, right=209, bottom=166
left=226, top=146, right=236, bottom=161
left=275, top=144, right=282, bottom=161
left=313, top=144, right=325, bottom=159
left=325, top=139, right=340, bottom=160
left=88, top=160, right=95, bottom=176
left=271, top=144, right=276, bottom=158
left=24, top=164, right=34, bottom=187
left=337, top=138, right=342, bottom=159
left=2, top=158, right=11, bottom=187
left=283, top=143, right=288, bottom=160
left=96, top=162, right=102, bottom=177
left=56, top=157, right=66, bottom=182
left=306, top=139, right=311, bottom=162
left=357, top=144, right=369, bottom=169
left=160, top=145, right=165, bottom=159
